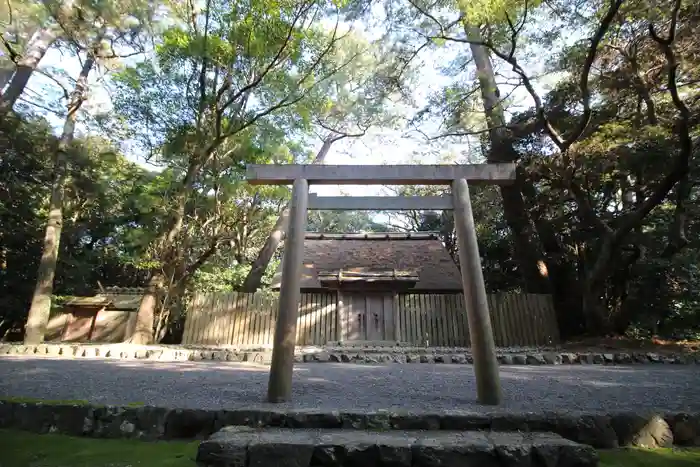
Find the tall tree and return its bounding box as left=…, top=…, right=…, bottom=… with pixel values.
left=110, top=0, right=378, bottom=343
left=402, top=0, right=550, bottom=292
left=0, top=0, right=75, bottom=113
left=391, top=0, right=698, bottom=335
left=241, top=32, right=404, bottom=291
left=23, top=2, right=158, bottom=343
left=0, top=113, right=154, bottom=340
left=23, top=36, right=98, bottom=344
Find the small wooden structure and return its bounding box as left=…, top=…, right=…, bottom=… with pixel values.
left=45, top=288, right=144, bottom=343
left=270, top=232, right=463, bottom=342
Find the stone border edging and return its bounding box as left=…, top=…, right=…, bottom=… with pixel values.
left=0, top=342, right=698, bottom=365
left=0, top=401, right=698, bottom=449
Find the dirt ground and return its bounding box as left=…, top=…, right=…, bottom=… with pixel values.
left=557, top=336, right=700, bottom=355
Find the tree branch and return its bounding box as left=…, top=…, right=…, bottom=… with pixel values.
left=586, top=3, right=694, bottom=288
left=504, top=0, right=528, bottom=61
left=407, top=0, right=447, bottom=35
left=564, top=0, right=626, bottom=148
left=429, top=126, right=499, bottom=140
left=314, top=119, right=368, bottom=139
left=195, top=0, right=212, bottom=133
left=569, top=180, right=612, bottom=234
left=33, top=68, right=71, bottom=101
left=219, top=1, right=317, bottom=112
left=430, top=28, right=569, bottom=149
left=0, top=35, right=19, bottom=63
left=212, top=26, right=359, bottom=148
left=648, top=0, right=693, bottom=258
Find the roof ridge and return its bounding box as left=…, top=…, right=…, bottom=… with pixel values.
left=304, top=232, right=440, bottom=240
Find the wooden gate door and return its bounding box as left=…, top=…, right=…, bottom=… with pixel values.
left=62, top=309, right=98, bottom=342
left=341, top=292, right=394, bottom=341
left=365, top=294, right=387, bottom=340
left=344, top=293, right=364, bottom=340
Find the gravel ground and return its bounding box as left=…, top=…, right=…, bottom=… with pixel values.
left=0, top=357, right=698, bottom=413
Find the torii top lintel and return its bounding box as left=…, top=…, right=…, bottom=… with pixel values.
left=246, top=163, right=516, bottom=186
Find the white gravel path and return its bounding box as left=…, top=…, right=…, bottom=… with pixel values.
left=0, top=357, right=698, bottom=414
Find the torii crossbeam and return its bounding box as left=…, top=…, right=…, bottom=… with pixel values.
left=246, top=163, right=516, bottom=406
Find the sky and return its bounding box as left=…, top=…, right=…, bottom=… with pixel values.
left=18, top=3, right=568, bottom=203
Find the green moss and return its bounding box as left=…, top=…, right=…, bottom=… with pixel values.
left=0, top=397, right=91, bottom=405
left=0, top=397, right=145, bottom=407
left=125, top=401, right=146, bottom=407
left=0, top=429, right=198, bottom=467
left=599, top=448, right=700, bottom=467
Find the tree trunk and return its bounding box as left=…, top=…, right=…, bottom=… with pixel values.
left=124, top=156, right=204, bottom=343
left=241, top=135, right=337, bottom=292
left=23, top=52, right=95, bottom=344
left=520, top=178, right=588, bottom=338
left=127, top=274, right=162, bottom=344
left=465, top=24, right=592, bottom=338
left=465, top=25, right=549, bottom=293
left=0, top=27, right=58, bottom=113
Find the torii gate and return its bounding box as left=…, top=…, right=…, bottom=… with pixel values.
left=246, top=163, right=516, bottom=406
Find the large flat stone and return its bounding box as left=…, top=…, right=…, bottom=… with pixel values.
left=196, top=427, right=597, bottom=467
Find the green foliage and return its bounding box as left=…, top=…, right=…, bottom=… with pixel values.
left=307, top=210, right=390, bottom=233
left=387, top=0, right=700, bottom=338
left=191, top=257, right=280, bottom=292
left=0, top=114, right=153, bottom=338
left=4, top=0, right=699, bottom=344
left=101, top=0, right=398, bottom=331
left=456, top=0, right=541, bottom=24
left=192, top=266, right=252, bottom=293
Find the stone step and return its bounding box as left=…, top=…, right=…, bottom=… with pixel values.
left=196, top=426, right=598, bottom=467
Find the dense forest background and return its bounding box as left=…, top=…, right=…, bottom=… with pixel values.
left=1, top=0, right=698, bottom=343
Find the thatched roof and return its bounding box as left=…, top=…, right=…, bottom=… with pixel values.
left=99, top=287, right=146, bottom=310
left=63, top=287, right=146, bottom=311
left=64, top=296, right=112, bottom=308
left=271, top=232, right=463, bottom=291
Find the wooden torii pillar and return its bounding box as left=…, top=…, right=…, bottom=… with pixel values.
left=246, top=163, right=516, bottom=405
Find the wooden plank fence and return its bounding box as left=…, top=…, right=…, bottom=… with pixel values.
left=182, top=291, right=560, bottom=347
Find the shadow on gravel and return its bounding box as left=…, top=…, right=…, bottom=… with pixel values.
left=499, top=365, right=682, bottom=389
left=1, top=358, right=698, bottom=413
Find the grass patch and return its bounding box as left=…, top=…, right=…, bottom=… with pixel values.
left=599, top=448, right=700, bottom=466
left=0, top=429, right=198, bottom=467
left=2, top=429, right=699, bottom=467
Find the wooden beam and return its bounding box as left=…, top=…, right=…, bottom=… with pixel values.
left=308, top=194, right=453, bottom=211
left=246, top=164, right=516, bottom=185
left=304, top=232, right=439, bottom=240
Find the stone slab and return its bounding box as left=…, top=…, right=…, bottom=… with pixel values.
left=197, top=426, right=597, bottom=467
left=0, top=401, right=697, bottom=449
